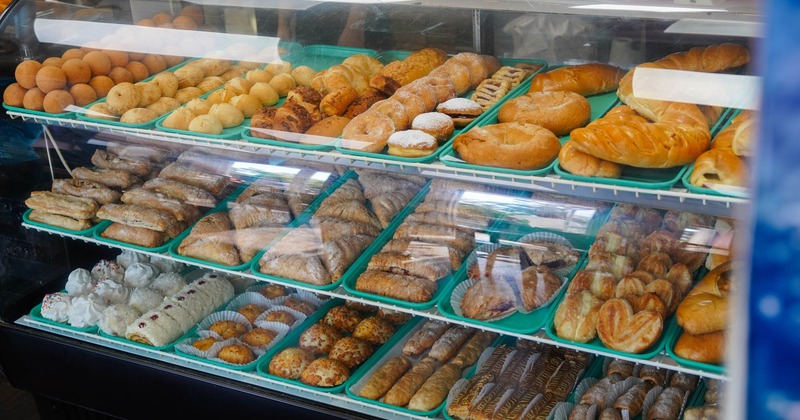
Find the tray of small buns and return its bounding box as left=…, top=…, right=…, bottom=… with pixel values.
left=348, top=319, right=501, bottom=417
left=551, top=357, right=705, bottom=420
left=681, top=109, right=752, bottom=198
left=255, top=299, right=417, bottom=393
left=251, top=169, right=427, bottom=291
left=335, top=50, right=547, bottom=163
left=544, top=204, right=717, bottom=359
left=174, top=285, right=327, bottom=371
left=342, top=179, right=519, bottom=310
left=241, top=45, right=380, bottom=150
left=443, top=338, right=594, bottom=420
left=436, top=232, right=585, bottom=335
left=168, top=164, right=343, bottom=271
left=439, top=64, right=621, bottom=176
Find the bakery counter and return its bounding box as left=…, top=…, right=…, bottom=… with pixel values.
left=17, top=114, right=745, bottom=218
left=19, top=221, right=729, bottom=382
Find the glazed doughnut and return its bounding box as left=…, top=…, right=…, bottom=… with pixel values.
left=387, top=130, right=438, bottom=157
left=395, top=82, right=437, bottom=111
left=341, top=111, right=396, bottom=153
left=430, top=62, right=472, bottom=95
left=369, top=98, right=410, bottom=130
left=421, top=77, right=457, bottom=103
left=412, top=112, right=454, bottom=143
left=450, top=53, right=491, bottom=89
left=392, top=91, right=428, bottom=121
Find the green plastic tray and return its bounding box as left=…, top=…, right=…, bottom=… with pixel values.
left=544, top=289, right=676, bottom=360
left=100, top=325, right=196, bottom=352
left=250, top=171, right=377, bottom=291
left=335, top=58, right=548, bottom=163
left=681, top=109, right=749, bottom=198
left=256, top=300, right=419, bottom=394
left=351, top=324, right=506, bottom=418
left=155, top=114, right=248, bottom=139
left=29, top=300, right=98, bottom=334
left=554, top=107, right=736, bottom=190
left=76, top=59, right=193, bottom=128
left=22, top=208, right=100, bottom=237
left=278, top=41, right=303, bottom=58
left=3, top=102, right=76, bottom=119
left=282, top=45, right=378, bottom=71
left=663, top=324, right=726, bottom=375
left=439, top=90, right=619, bottom=176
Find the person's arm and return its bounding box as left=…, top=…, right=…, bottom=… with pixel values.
left=337, top=5, right=367, bottom=47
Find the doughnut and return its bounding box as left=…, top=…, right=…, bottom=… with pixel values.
left=430, top=62, right=472, bottom=95
left=394, top=82, right=437, bottom=111
left=421, top=76, right=457, bottom=104
left=368, top=98, right=409, bottom=130
left=450, top=52, right=491, bottom=89
left=341, top=111, right=396, bottom=153
left=436, top=98, right=484, bottom=127
left=387, top=130, right=438, bottom=158
left=411, top=112, right=454, bottom=143
left=497, top=91, right=591, bottom=136
left=343, top=90, right=387, bottom=119
left=454, top=121, right=561, bottom=170
left=392, top=91, right=427, bottom=122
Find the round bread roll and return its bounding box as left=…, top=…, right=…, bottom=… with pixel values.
left=22, top=87, right=45, bottom=110
left=387, top=129, right=437, bottom=158
left=220, top=67, right=248, bottom=81
left=188, top=114, right=224, bottom=135
left=225, top=77, right=254, bottom=96
left=265, top=60, right=292, bottom=75
left=208, top=103, right=244, bottom=128
left=89, top=76, right=114, bottom=98
left=61, top=59, right=91, bottom=85
left=108, top=67, right=134, bottom=85
left=42, top=90, right=74, bottom=114
left=162, top=107, right=196, bottom=130
left=105, top=82, right=139, bottom=115
left=152, top=72, right=179, bottom=97
left=185, top=98, right=212, bottom=116
left=453, top=122, right=561, bottom=170
left=86, top=103, right=115, bottom=120
left=246, top=69, right=274, bottom=83
left=15, top=60, right=42, bottom=89
left=175, top=65, right=204, bottom=89
left=195, top=76, right=225, bottom=93
left=120, top=107, right=158, bottom=124
left=290, top=66, right=318, bottom=87
left=305, top=115, right=350, bottom=139
left=35, top=65, right=67, bottom=93
left=249, top=82, right=279, bottom=106
left=205, top=88, right=236, bottom=105
left=68, top=83, right=98, bottom=107
left=146, top=96, right=181, bottom=116
left=269, top=73, right=296, bottom=97
left=174, top=87, right=203, bottom=104
left=135, top=82, right=162, bottom=107
left=3, top=83, right=26, bottom=107
left=229, top=94, right=260, bottom=118
left=498, top=91, right=591, bottom=136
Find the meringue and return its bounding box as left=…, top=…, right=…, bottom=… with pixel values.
left=124, top=263, right=160, bottom=288
left=67, top=293, right=107, bottom=328
left=94, top=279, right=131, bottom=305
left=65, top=268, right=96, bottom=296
left=129, top=287, right=164, bottom=313
left=116, top=250, right=149, bottom=269
left=150, top=272, right=187, bottom=297
left=99, top=304, right=141, bottom=337
left=150, top=257, right=186, bottom=274
left=91, top=260, right=124, bottom=282
left=41, top=292, right=72, bottom=323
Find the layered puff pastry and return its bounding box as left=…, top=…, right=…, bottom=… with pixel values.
left=177, top=211, right=242, bottom=266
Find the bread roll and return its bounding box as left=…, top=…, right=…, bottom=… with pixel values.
left=453, top=122, right=560, bottom=170
left=407, top=363, right=462, bottom=412
left=676, top=261, right=733, bottom=335
left=498, top=91, right=591, bottom=136
left=383, top=357, right=437, bottom=407
left=529, top=63, right=624, bottom=96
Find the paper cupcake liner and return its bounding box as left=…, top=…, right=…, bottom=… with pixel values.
left=249, top=321, right=291, bottom=356
left=245, top=283, right=294, bottom=301
left=225, top=292, right=274, bottom=313
left=517, top=232, right=578, bottom=278
left=573, top=377, right=600, bottom=405
left=197, top=310, right=253, bottom=337
left=640, top=385, right=664, bottom=420
left=209, top=337, right=259, bottom=366
left=254, top=305, right=307, bottom=329
left=550, top=402, right=576, bottom=420
left=175, top=335, right=238, bottom=359
left=605, top=376, right=643, bottom=411
left=450, top=277, right=517, bottom=322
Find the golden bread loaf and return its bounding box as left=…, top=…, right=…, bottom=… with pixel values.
left=559, top=140, right=622, bottom=178
left=674, top=330, right=725, bottom=364
left=529, top=63, right=624, bottom=96
left=498, top=91, right=591, bottom=136
left=453, top=122, right=560, bottom=170
left=676, top=261, right=733, bottom=335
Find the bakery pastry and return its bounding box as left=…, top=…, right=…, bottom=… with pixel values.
left=360, top=355, right=412, bottom=400
left=298, top=322, right=344, bottom=355
left=452, top=331, right=496, bottom=367
left=436, top=98, right=483, bottom=127
left=674, top=330, right=725, bottom=364
left=91, top=149, right=151, bottom=177
left=237, top=303, right=267, bottom=324
left=209, top=320, right=248, bottom=339
left=367, top=251, right=451, bottom=282
left=393, top=223, right=475, bottom=254
left=498, top=91, right=591, bottom=136
left=453, top=122, right=560, bottom=170
left=192, top=337, right=218, bottom=351
left=518, top=266, right=562, bottom=311
left=320, top=234, right=374, bottom=281
left=328, top=336, right=374, bottom=369
left=321, top=305, right=365, bottom=333
left=262, top=310, right=296, bottom=326
left=428, top=326, right=474, bottom=363
left=407, top=363, right=463, bottom=412
left=259, top=254, right=331, bottom=286
left=52, top=178, right=121, bottom=205
left=28, top=210, right=93, bottom=231
left=351, top=316, right=394, bottom=345
left=567, top=270, right=617, bottom=300
left=101, top=222, right=168, bottom=248
left=376, top=308, right=412, bottom=325
left=690, top=148, right=748, bottom=189
left=597, top=299, right=663, bottom=353
left=72, top=167, right=141, bottom=189
left=402, top=320, right=451, bottom=357
left=269, top=347, right=314, bottom=379
left=217, top=344, right=256, bottom=365
left=255, top=284, right=288, bottom=300
left=554, top=291, right=603, bottom=342
left=411, top=112, right=454, bottom=143
left=384, top=357, right=437, bottom=407
left=26, top=191, right=98, bottom=220
left=370, top=48, right=448, bottom=95
left=283, top=298, right=316, bottom=316
left=178, top=212, right=241, bottom=266
left=461, top=276, right=517, bottom=320
left=370, top=189, right=418, bottom=228
left=676, top=261, right=733, bottom=335
left=120, top=188, right=201, bottom=223
left=387, top=130, right=437, bottom=157
left=97, top=203, right=182, bottom=238
left=528, top=63, right=624, bottom=96
left=355, top=270, right=437, bottom=303
left=646, top=387, right=686, bottom=419
left=142, top=178, right=217, bottom=208
left=300, top=358, right=350, bottom=387
left=471, top=79, right=511, bottom=111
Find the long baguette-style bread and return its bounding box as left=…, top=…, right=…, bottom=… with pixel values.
left=528, top=63, right=624, bottom=96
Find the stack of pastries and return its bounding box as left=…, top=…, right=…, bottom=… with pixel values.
left=459, top=239, right=579, bottom=321
left=554, top=204, right=713, bottom=353
left=354, top=179, right=500, bottom=303
left=257, top=170, right=425, bottom=286
left=268, top=302, right=406, bottom=387
left=689, top=111, right=755, bottom=191
left=567, top=359, right=699, bottom=419
left=176, top=163, right=342, bottom=266
left=447, top=340, right=590, bottom=419
left=359, top=319, right=496, bottom=412
left=24, top=142, right=176, bottom=232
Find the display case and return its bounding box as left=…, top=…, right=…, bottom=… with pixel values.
left=0, top=1, right=759, bottom=418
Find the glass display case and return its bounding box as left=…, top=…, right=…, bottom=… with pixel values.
left=0, top=0, right=760, bottom=418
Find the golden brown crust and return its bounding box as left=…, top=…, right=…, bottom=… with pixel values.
left=28, top=209, right=93, bottom=231
left=384, top=357, right=437, bottom=407
left=355, top=269, right=437, bottom=303
left=120, top=188, right=200, bottom=223
left=158, top=162, right=230, bottom=197
left=529, top=63, right=624, bottom=96
left=596, top=298, right=663, bottom=353
left=554, top=291, right=603, bottom=342
left=100, top=222, right=168, bottom=247
left=676, top=261, right=733, bottom=335
left=72, top=166, right=141, bottom=189
left=454, top=122, right=561, bottom=170
left=690, top=148, right=748, bottom=188
left=217, top=344, right=256, bottom=364
left=360, top=355, right=412, bottom=400
left=674, top=330, right=725, bottom=364
left=96, top=203, right=182, bottom=237
left=52, top=178, right=121, bottom=205
left=26, top=190, right=98, bottom=219
left=300, top=358, right=350, bottom=387
left=407, top=363, right=463, bottom=412
left=498, top=91, right=591, bottom=136
left=369, top=48, right=448, bottom=95
left=91, top=149, right=152, bottom=177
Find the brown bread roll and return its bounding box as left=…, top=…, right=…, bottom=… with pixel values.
left=383, top=357, right=437, bottom=407
left=528, top=63, right=624, bottom=96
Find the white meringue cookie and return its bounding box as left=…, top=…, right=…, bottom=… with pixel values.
left=67, top=293, right=107, bottom=328
left=150, top=272, right=187, bottom=297
left=124, top=263, right=160, bottom=288
left=99, top=304, right=141, bottom=337
left=128, top=287, right=164, bottom=313
left=94, top=279, right=131, bottom=305
left=116, top=250, right=150, bottom=269
left=65, top=268, right=96, bottom=296
left=149, top=257, right=186, bottom=274
left=91, top=260, right=124, bottom=282
left=41, top=292, right=72, bottom=323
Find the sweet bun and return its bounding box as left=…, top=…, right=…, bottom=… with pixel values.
left=108, top=67, right=134, bottom=85
left=529, top=63, right=624, bottom=96
left=68, top=83, right=98, bottom=106
left=135, top=82, right=162, bottom=107
left=83, top=51, right=112, bottom=76
left=152, top=12, right=173, bottom=27
left=3, top=83, right=26, bottom=107
left=454, top=122, right=561, bottom=170
left=229, top=94, right=261, bottom=118
left=436, top=98, right=483, bottom=127
left=61, top=49, right=85, bottom=61
left=246, top=69, right=274, bottom=84
left=249, top=82, right=279, bottom=106
left=89, top=76, right=114, bottom=98
left=305, top=116, right=350, bottom=138
left=86, top=103, right=115, bottom=120
left=218, top=344, right=256, bottom=364
left=290, top=66, right=318, bottom=87
left=269, top=73, right=296, bottom=97
left=162, top=107, right=196, bottom=130
left=498, top=91, right=591, bottom=136
left=265, top=60, right=292, bottom=75
left=61, top=59, right=91, bottom=85
left=209, top=103, right=244, bottom=128
left=175, top=65, right=204, bottom=89
left=22, top=87, right=45, bottom=110
left=42, top=57, right=64, bottom=68
left=42, top=90, right=74, bottom=114
left=141, top=54, right=167, bottom=75
left=220, top=67, right=248, bottom=81
left=151, top=72, right=179, bottom=97
left=120, top=107, right=159, bottom=124
left=171, top=15, right=197, bottom=30
left=125, top=61, right=149, bottom=82
left=35, top=65, right=67, bottom=93
left=146, top=97, right=180, bottom=115
left=225, top=77, right=254, bottom=96
left=105, top=82, right=139, bottom=115
left=195, top=76, right=225, bottom=93
left=185, top=98, right=212, bottom=115
left=411, top=112, right=454, bottom=143
left=174, top=87, right=203, bottom=104
left=15, top=60, right=42, bottom=89
left=387, top=130, right=438, bottom=157
left=269, top=348, right=313, bottom=379
left=188, top=114, right=224, bottom=134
